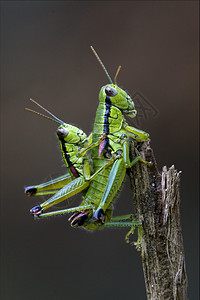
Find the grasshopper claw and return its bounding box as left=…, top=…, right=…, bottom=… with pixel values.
left=25, top=187, right=37, bottom=196
left=93, top=208, right=105, bottom=224
left=30, top=205, right=43, bottom=216
left=69, top=210, right=89, bottom=226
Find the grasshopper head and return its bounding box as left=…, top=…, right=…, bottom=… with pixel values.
left=99, top=84, right=137, bottom=118
left=57, top=124, right=87, bottom=144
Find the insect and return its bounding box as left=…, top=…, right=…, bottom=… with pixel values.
left=26, top=46, right=151, bottom=231
left=25, top=99, right=114, bottom=215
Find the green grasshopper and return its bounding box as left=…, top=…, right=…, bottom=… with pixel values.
left=27, top=47, right=151, bottom=231
left=25, top=99, right=115, bottom=215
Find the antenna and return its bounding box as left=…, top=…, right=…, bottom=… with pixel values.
left=114, top=65, right=121, bottom=85
left=25, top=108, right=62, bottom=125
left=90, top=46, right=113, bottom=84
left=26, top=98, right=64, bottom=125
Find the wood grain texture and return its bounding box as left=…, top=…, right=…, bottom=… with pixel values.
left=129, top=141, right=188, bottom=300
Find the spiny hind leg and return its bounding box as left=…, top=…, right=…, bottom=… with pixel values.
left=92, top=140, right=151, bottom=223
left=30, top=176, right=89, bottom=216
left=93, top=153, right=151, bottom=223
left=30, top=156, right=119, bottom=216
left=93, top=158, right=126, bottom=223
left=34, top=204, right=93, bottom=218
left=25, top=173, right=72, bottom=196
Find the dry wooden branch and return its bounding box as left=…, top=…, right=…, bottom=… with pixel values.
left=129, top=141, right=188, bottom=300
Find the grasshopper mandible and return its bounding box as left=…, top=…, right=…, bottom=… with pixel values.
left=26, top=47, right=151, bottom=230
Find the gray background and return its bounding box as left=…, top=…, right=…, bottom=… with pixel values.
left=1, top=1, right=198, bottom=299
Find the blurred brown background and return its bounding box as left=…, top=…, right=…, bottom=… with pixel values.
left=1, top=1, right=198, bottom=299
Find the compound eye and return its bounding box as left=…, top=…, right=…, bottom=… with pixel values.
left=57, top=127, right=69, bottom=139
left=105, top=86, right=118, bottom=97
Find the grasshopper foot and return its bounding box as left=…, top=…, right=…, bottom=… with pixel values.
left=68, top=210, right=89, bottom=227
left=25, top=187, right=37, bottom=196
left=93, top=208, right=105, bottom=224
left=30, top=205, right=43, bottom=216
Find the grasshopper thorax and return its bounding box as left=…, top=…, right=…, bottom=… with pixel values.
left=99, top=84, right=137, bottom=118
left=57, top=124, right=87, bottom=144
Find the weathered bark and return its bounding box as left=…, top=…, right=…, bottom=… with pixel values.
left=129, top=141, right=188, bottom=300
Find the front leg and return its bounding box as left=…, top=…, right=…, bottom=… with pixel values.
left=77, top=133, right=107, bottom=158
left=124, top=124, right=149, bottom=142
left=122, top=134, right=152, bottom=168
